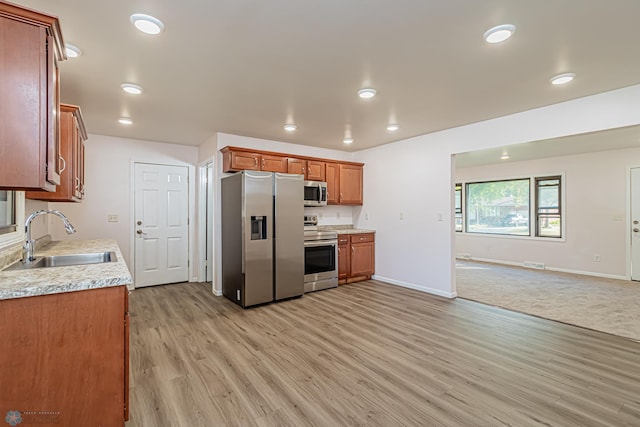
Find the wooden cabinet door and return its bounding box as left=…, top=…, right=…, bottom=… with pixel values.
left=26, top=104, right=86, bottom=202
left=350, top=240, right=375, bottom=277
left=287, top=158, right=306, bottom=176
left=306, top=160, right=325, bottom=181
left=231, top=151, right=261, bottom=171
left=339, top=164, right=363, bottom=205
left=261, top=154, right=288, bottom=172
left=338, top=236, right=350, bottom=282
left=325, top=163, right=339, bottom=204
left=0, top=286, right=127, bottom=425
left=0, top=8, right=63, bottom=191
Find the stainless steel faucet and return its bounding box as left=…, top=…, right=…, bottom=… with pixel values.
left=23, top=209, right=76, bottom=263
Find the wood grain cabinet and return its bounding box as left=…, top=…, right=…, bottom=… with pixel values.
left=338, top=233, right=375, bottom=284
left=221, top=146, right=363, bottom=205
left=221, top=147, right=288, bottom=173
left=287, top=157, right=326, bottom=181
left=0, top=286, right=130, bottom=425
left=26, top=104, right=87, bottom=202
left=338, top=164, right=363, bottom=205
left=325, top=162, right=340, bottom=204
left=0, top=2, right=66, bottom=191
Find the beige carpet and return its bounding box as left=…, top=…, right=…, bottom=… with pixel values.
left=456, top=260, right=640, bottom=342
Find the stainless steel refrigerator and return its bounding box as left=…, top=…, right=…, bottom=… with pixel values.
left=221, top=170, right=304, bottom=308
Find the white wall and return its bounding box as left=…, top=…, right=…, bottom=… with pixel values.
left=353, top=84, right=640, bottom=297
left=456, top=147, right=640, bottom=279
left=49, top=134, right=199, bottom=278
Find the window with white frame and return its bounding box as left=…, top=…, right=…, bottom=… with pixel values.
left=455, top=175, right=562, bottom=238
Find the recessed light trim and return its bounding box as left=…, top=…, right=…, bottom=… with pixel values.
left=121, top=83, right=143, bottom=95
left=65, top=43, right=82, bottom=58
left=500, top=154, right=510, bottom=160
left=130, top=14, right=165, bottom=35
left=483, top=24, right=516, bottom=44
left=550, top=72, right=576, bottom=85
left=118, top=118, right=133, bottom=125
left=386, top=124, right=399, bottom=131
left=343, top=137, right=354, bottom=144
left=357, top=88, right=376, bottom=99
left=283, top=124, right=297, bottom=132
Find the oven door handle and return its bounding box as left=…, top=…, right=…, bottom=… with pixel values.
left=304, top=239, right=337, bottom=247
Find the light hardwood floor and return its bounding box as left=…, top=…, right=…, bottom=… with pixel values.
left=126, top=280, right=640, bottom=427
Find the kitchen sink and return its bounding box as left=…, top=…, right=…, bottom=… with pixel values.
left=5, top=252, right=117, bottom=271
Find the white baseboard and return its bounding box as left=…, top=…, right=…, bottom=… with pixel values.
left=462, top=257, right=628, bottom=281
left=372, top=275, right=457, bottom=299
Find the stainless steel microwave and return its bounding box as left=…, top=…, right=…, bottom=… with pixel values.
left=303, top=180, right=327, bottom=206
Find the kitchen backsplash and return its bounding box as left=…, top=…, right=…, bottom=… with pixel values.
left=304, top=206, right=353, bottom=225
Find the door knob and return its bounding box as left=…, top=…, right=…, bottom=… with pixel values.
left=634, top=220, right=639, bottom=225
left=136, top=229, right=143, bottom=234
left=634, top=228, right=639, bottom=233
left=137, top=220, right=142, bottom=225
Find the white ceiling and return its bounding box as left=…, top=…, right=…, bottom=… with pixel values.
left=10, top=0, right=640, bottom=152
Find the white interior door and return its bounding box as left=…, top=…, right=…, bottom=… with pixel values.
left=632, top=167, right=640, bottom=281
left=134, top=163, right=189, bottom=287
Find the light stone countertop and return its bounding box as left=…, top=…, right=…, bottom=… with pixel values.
left=0, top=239, right=132, bottom=301
left=317, top=225, right=375, bottom=235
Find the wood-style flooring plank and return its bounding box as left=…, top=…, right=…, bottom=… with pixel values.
left=126, top=280, right=640, bottom=427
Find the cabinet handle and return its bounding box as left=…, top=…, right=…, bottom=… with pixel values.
left=59, top=156, right=66, bottom=173
left=352, top=247, right=355, bottom=253
left=254, top=158, right=258, bottom=166
left=75, top=177, right=80, bottom=190
left=262, top=159, right=265, bottom=168
left=338, top=247, right=341, bottom=254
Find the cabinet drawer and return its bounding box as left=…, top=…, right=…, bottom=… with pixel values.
left=350, top=233, right=374, bottom=243
left=338, top=235, right=349, bottom=245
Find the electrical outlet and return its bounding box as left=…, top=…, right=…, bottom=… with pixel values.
left=365, top=212, right=369, bottom=220
left=107, top=214, right=119, bottom=222
left=593, top=255, right=601, bottom=262
left=400, top=212, right=404, bottom=220
left=336, top=211, right=341, bottom=219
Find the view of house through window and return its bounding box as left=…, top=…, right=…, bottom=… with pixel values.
left=536, top=177, right=562, bottom=238
left=465, top=179, right=530, bottom=236
left=0, top=190, right=16, bottom=235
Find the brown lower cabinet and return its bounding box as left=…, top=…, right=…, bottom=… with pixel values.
left=338, top=233, right=375, bottom=284
left=0, top=286, right=130, bottom=426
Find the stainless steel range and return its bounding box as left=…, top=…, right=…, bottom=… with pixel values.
left=303, top=215, right=338, bottom=292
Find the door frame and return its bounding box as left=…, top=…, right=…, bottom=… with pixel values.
left=129, top=160, right=196, bottom=289
left=197, top=157, right=216, bottom=292
left=628, top=166, right=640, bottom=280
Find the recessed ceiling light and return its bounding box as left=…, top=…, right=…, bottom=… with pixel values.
left=283, top=124, right=297, bottom=132
left=386, top=124, right=399, bottom=131
left=500, top=154, right=510, bottom=160
left=118, top=118, right=133, bottom=125
left=343, top=137, right=354, bottom=144
left=483, top=24, right=516, bottom=44
left=357, top=88, right=376, bottom=99
left=121, top=83, right=143, bottom=95
left=550, top=72, right=576, bottom=85
left=65, top=43, right=82, bottom=58
left=130, top=14, right=165, bottom=35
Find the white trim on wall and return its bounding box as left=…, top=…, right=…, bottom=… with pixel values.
left=372, top=275, right=458, bottom=299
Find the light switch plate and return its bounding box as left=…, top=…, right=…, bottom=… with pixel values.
left=107, top=214, right=119, bottom=222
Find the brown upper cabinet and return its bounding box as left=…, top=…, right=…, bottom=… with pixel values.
left=221, top=146, right=363, bottom=205
left=26, top=104, right=87, bottom=202
left=0, top=2, right=66, bottom=191
left=339, top=164, right=363, bottom=205
left=287, top=157, right=326, bottom=181
left=221, top=147, right=289, bottom=173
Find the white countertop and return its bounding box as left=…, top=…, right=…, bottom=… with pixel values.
left=0, top=239, right=132, bottom=300
left=334, top=228, right=376, bottom=235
